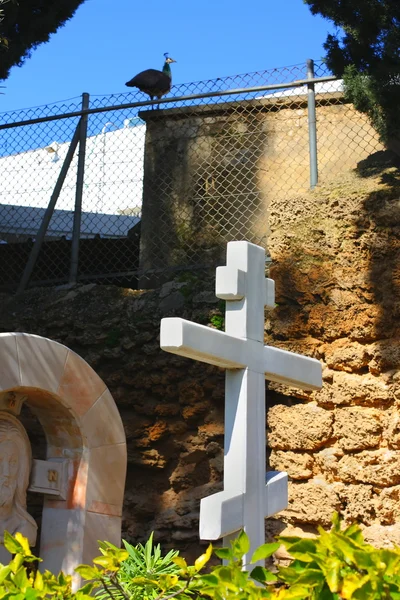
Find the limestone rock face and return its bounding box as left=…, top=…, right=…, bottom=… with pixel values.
left=362, top=524, right=400, bottom=549
left=264, top=159, right=400, bottom=560
left=269, top=451, right=314, bottom=480
left=334, top=407, right=382, bottom=451
left=338, top=483, right=375, bottom=525
left=280, top=481, right=341, bottom=526
left=338, top=450, right=400, bottom=486
left=268, top=404, right=333, bottom=451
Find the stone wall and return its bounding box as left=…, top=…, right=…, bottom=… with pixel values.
left=1, top=149, right=400, bottom=559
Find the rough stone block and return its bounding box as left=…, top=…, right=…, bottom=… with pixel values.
left=362, top=523, right=400, bottom=549
left=324, top=339, right=372, bottom=373
left=159, top=291, right=185, bottom=313
left=338, top=483, right=375, bottom=524
left=280, top=480, right=340, bottom=526
left=316, top=371, right=391, bottom=406
left=334, top=407, right=381, bottom=451
left=182, top=401, right=211, bottom=421
left=383, top=407, right=400, bottom=449
left=129, top=448, right=166, bottom=469
left=368, top=340, right=400, bottom=375
left=269, top=450, right=314, bottom=480
left=178, top=381, right=204, bottom=405
left=314, top=447, right=343, bottom=481
left=147, top=421, right=168, bottom=441
left=307, top=303, right=379, bottom=342
left=338, top=450, right=400, bottom=486
left=170, top=460, right=211, bottom=492
left=268, top=403, right=333, bottom=450
left=376, top=486, right=400, bottom=525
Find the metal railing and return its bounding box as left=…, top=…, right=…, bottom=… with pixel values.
left=0, top=60, right=382, bottom=292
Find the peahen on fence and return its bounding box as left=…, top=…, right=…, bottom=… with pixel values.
left=125, top=53, right=176, bottom=108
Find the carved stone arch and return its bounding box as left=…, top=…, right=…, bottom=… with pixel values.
left=0, top=332, right=127, bottom=583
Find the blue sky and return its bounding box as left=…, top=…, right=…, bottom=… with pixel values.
left=0, top=0, right=333, bottom=113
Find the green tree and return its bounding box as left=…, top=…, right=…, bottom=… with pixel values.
left=304, top=0, right=400, bottom=151
left=0, top=0, right=86, bottom=81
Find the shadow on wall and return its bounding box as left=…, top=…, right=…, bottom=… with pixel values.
left=355, top=150, right=400, bottom=345
left=138, top=107, right=269, bottom=287
left=0, top=234, right=140, bottom=291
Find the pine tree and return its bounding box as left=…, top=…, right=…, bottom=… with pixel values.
left=304, top=0, right=400, bottom=149
left=0, top=0, right=86, bottom=81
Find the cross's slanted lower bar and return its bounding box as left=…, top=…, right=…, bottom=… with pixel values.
left=160, top=241, right=322, bottom=566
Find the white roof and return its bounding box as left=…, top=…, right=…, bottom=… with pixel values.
left=0, top=204, right=139, bottom=239
left=0, top=120, right=145, bottom=238
left=258, top=78, right=343, bottom=99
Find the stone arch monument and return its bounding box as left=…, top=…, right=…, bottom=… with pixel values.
left=0, top=332, right=127, bottom=582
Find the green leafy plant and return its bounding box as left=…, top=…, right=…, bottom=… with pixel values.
left=209, top=314, right=224, bottom=331
left=276, top=512, right=400, bottom=599
left=209, top=300, right=225, bottom=331
left=94, top=533, right=182, bottom=600
left=0, top=530, right=93, bottom=600
left=6, top=514, right=400, bottom=600
left=83, top=517, right=400, bottom=599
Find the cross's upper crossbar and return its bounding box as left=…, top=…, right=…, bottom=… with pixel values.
left=160, top=317, right=322, bottom=391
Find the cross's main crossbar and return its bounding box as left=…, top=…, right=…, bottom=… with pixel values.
left=160, top=317, right=322, bottom=391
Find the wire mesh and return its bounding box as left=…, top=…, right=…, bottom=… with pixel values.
left=313, top=82, right=383, bottom=183
left=0, top=61, right=385, bottom=291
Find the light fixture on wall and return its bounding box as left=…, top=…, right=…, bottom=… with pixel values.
left=101, top=122, right=117, bottom=134
left=45, top=141, right=60, bottom=163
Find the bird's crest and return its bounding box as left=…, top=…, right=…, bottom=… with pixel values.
left=163, top=52, right=176, bottom=64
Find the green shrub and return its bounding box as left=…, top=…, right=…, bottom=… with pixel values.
left=4, top=514, right=400, bottom=599
left=0, top=530, right=93, bottom=600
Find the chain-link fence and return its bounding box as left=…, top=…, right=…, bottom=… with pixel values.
left=0, top=60, right=383, bottom=292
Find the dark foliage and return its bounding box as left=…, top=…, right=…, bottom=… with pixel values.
left=0, top=0, right=86, bottom=80
left=304, top=0, right=400, bottom=147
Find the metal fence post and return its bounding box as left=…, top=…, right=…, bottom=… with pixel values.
left=16, top=124, right=81, bottom=295
left=69, top=92, right=89, bottom=284
left=307, top=59, right=318, bottom=189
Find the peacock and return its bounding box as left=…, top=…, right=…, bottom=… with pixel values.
left=125, top=53, right=176, bottom=107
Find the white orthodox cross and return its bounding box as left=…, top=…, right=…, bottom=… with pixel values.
left=160, top=241, right=322, bottom=565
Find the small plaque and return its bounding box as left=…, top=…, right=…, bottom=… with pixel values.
left=29, top=459, right=68, bottom=499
